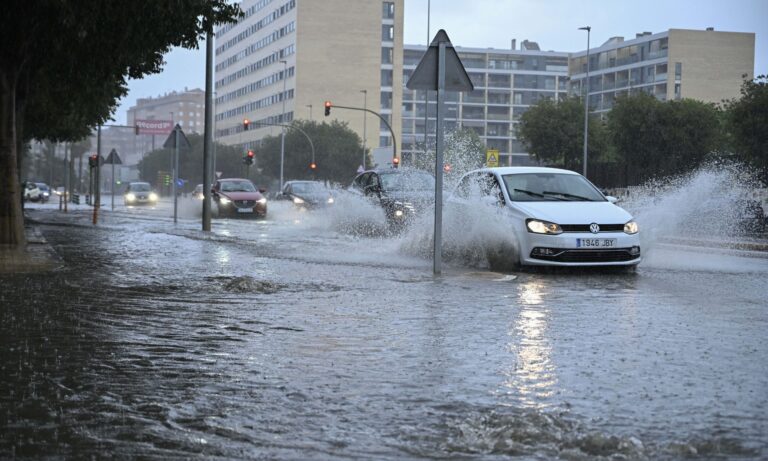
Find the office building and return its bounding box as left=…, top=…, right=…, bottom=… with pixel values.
left=127, top=88, right=206, bottom=134
left=214, top=0, right=404, bottom=164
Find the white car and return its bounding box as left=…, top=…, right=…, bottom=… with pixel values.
left=23, top=182, right=41, bottom=202
left=448, top=167, right=641, bottom=269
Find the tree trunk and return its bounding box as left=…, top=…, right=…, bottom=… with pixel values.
left=0, top=71, right=25, bottom=246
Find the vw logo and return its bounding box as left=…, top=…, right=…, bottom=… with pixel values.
left=589, top=223, right=600, bottom=234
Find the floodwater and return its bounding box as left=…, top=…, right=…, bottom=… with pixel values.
left=2, top=169, right=767, bottom=460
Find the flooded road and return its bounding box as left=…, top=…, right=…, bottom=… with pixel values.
left=2, top=198, right=767, bottom=460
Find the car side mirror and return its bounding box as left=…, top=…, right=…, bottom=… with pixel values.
left=364, top=184, right=380, bottom=194
left=606, top=195, right=619, bottom=204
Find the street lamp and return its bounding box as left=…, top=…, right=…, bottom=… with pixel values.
left=424, top=0, right=431, bottom=159
left=360, top=89, right=367, bottom=169
left=279, top=59, right=288, bottom=190
left=579, top=26, right=591, bottom=178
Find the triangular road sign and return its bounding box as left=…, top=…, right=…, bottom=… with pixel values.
left=406, top=29, right=473, bottom=92
left=163, top=124, right=192, bottom=150
left=104, top=148, right=122, bottom=165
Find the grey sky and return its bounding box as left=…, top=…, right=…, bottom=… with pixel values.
left=115, top=0, right=766, bottom=124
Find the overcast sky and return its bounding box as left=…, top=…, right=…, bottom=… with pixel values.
left=114, top=0, right=767, bottom=124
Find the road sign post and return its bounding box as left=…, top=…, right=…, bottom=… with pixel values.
left=406, top=30, right=473, bottom=275
left=164, top=125, right=191, bottom=224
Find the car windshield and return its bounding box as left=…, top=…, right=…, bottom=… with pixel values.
left=502, top=173, right=605, bottom=202
left=221, top=180, right=256, bottom=192
left=292, top=182, right=326, bottom=194
left=131, top=183, right=151, bottom=192
left=380, top=171, right=434, bottom=192
left=36, top=183, right=49, bottom=191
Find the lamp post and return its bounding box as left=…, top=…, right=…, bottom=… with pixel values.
left=279, top=59, right=288, bottom=191
left=579, top=26, right=591, bottom=178
left=360, top=89, right=367, bottom=169
left=424, top=0, right=431, bottom=159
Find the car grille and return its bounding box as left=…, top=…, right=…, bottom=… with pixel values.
left=560, top=224, right=624, bottom=233
left=531, top=247, right=640, bottom=263
left=235, top=200, right=255, bottom=207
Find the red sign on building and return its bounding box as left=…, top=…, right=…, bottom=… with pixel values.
left=135, top=119, right=173, bottom=135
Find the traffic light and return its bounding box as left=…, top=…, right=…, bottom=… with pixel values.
left=243, top=150, right=255, bottom=165
left=243, top=118, right=250, bottom=131
left=392, top=156, right=400, bottom=168
left=88, top=154, right=99, bottom=168
left=164, top=174, right=171, bottom=186
left=310, top=162, right=317, bottom=170
left=324, top=101, right=332, bottom=116
left=443, top=163, right=452, bottom=173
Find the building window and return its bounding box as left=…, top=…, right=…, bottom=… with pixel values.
left=382, top=2, right=394, bottom=19
left=675, top=62, right=682, bottom=80
left=381, top=69, right=393, bottom=87
left=381, top=25, right=394, bottom=41
left=381, top=47, right=393, bottom=64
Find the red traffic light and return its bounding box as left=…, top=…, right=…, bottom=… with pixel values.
left=243, top=119, right=250, bottom=131
left=310, top=162, right=317, bottom=170
left=392, top=157, right=400, bottom=167
left=88, top=154, right=99, bottom=168
left=443, top=163, right=452, bottom=173
left=247, top=150, right=255, bottom=158
left=324, top=101, right=332, bottom=116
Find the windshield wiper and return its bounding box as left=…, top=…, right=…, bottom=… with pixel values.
left=513, top=188, right=566, bottom=200
left=542, top=191, right=593, bottom=201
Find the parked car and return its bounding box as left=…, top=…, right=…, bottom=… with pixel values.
left=124, top=182, right=159, bottom=206
left=281, top=180, right=335, bottom=209
left=192, top=184, right=205, bottom=200
left=23, top=182, right=41, bottom=202
left=211, top=178, right=267, bottom=218
left=448, top=167, right=641, bottom=270
left=35, top=182, right=51, bottom=202
left=347, top=168, right=435, bottom=232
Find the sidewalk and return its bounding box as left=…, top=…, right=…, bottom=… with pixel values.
left=0, top=224, right=62, bottom=274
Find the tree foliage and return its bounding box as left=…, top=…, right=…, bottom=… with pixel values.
left=517, top=96, right=608, bottom=172
left=411, top=127, right=485, bottom=186
left=724, top=75, right=768, bottom=179
left=255, top=120, right=365, bottom=186
left=0, top=1, right=241, bottom=245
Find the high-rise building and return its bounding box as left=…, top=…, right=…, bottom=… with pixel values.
left=214, top=0, right=404, bottom=165
left=127, top=88, right=206, bottom=134
left=402, top=41, right=570, bottom=167
left=569, top=28, right=755, bottom=113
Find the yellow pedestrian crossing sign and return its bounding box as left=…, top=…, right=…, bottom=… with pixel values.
left=486, top=149, right=499, bottom=167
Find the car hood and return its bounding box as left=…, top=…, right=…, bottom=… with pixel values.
left=511, top=201, right=633, bottom=224
left=293, top=192, right=331, bottom=203
left=221, top=191, right=263, bottom=201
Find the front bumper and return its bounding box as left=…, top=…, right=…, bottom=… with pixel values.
left=520, top=231, right=641, bottom=266
left=218, top=200, right=267, bottom=217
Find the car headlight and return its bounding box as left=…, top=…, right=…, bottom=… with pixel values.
left=149, top=192, right=158, bottom=201
left=624, top=220, right=639, bottom=234
left=327, top=197, right=335, bottom=204
left=220, top=197, right=231, bottom=204
left=526, top=219, right=562, bottom=235
left=125, top=193, right=136, bottom=201
left=293, top=197, right=305, bottom=204
left=257, top=198, right=267, bottom=204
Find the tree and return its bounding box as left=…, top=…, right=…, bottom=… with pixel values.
left=255, top=120, right=365, bottom=186
left=0, top=1, right=240, bottom=246
left=517, top=96, right=607, bottom=172
left=724, top=75, right=768, bottom=180
left=411, top=127, right=485, bottom=186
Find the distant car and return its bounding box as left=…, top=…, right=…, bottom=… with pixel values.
left=347, top=168, right=435, bottom=232
left=281, top=180, right=335, bottom=209
left=448, top=167, right=641, bottom=270
left=211, top=178, right=267, bottom=218
left=124, top=182, right=158, bottom=206
left=23, top=182, right=41, bottom=202
left=192, top=184, right=205, bottom=200
left=35, top=183, right=51, bottom=202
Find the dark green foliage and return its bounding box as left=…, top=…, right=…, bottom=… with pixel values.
left=724, top=75, right=768, bottom=180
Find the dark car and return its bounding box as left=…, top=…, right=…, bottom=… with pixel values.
left=281, top=180, right=335, bottom=209
left=35, top=182, right=51, bottom=202
left=347, top=168, right=435, bottom=231
left=212, top=178, right=267, bottom=218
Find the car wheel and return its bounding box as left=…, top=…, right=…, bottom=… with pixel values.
left=486, top=239, right=520, bottom=272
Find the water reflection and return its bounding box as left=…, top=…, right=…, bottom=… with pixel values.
left=501, top=280, right=557, bottom=408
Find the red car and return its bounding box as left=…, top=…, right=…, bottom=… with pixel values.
left=211, top=178, right=267, bottom=218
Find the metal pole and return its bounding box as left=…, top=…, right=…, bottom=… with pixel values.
left=279, top=60, right=288, bottom=191
left=424, top=0, right=431, bottom=159
left=203, top=28, right=214, bottom=231
left=111, top=157, right=115, bottom=211
left=361, top=89, right=367, bottom=168
left=433, top=41, right=446, bottom=275
left=93, top=125, right=101, bottom=225
left=173, top=125, right=179, bottom=224
left=580, top=26, right=591, bottom=177
left=64, top=143, right=69, bottom=213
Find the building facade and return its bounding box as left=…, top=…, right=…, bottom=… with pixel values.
left=402, top=41, right=570, bottom=167
left=569, top=28, right=755, bottom=113
left=127, top=88, right=206, bottom=134
left=214, top=0, right=404, bottom=167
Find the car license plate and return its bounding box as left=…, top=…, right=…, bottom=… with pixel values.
left=237, top=208, right=254, bottom=213
left=577, top=238, right=617, bottom=248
